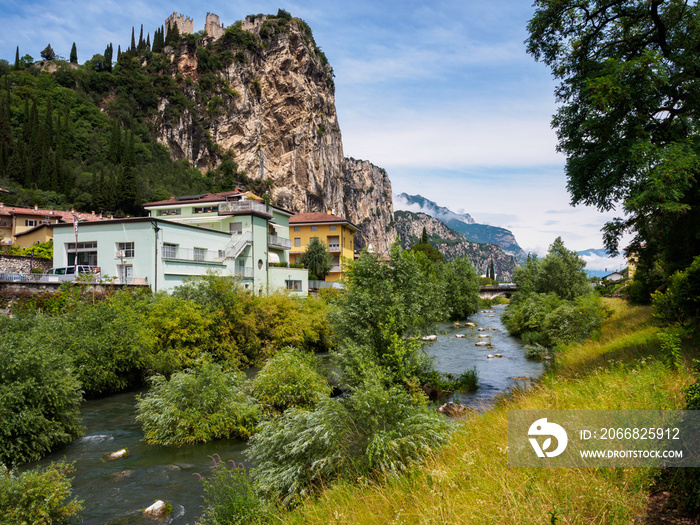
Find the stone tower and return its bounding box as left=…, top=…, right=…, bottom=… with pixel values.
left=205, top=13, right=225, bottom=40
left=164, top=12, right=193, bottom=37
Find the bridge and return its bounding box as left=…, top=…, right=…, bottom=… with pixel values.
left=479, top=284, right=517, bottom=299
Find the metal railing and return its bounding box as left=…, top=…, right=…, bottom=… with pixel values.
left=308, top=280, right=344, bottom=290
left=161, top=247, right=223, bottom=263
left=218, top=200, right=271, bottom=216
left=328, top=243, right=341, bottom=252
left=268, top=234, right=292, bottom=249
left=222, top=231, right=253, bottom=260
left=233, top=266, right=254, bottom=278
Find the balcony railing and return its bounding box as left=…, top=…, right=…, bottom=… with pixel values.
left=161, top=247, right=223, bottom=263
left=268, top=234, right=292, bottom=250
left=233, top=266, right=254, bottom=279
left=218, top=200, right=271, bottom=216
left=329, top=264, right=341, bottom=273
left=328, top=243, right=341, bottom=252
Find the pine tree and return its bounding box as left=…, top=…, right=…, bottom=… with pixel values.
left=70, top=42, right=77, bottom=64
left=40, top=44, right=56, bottom=61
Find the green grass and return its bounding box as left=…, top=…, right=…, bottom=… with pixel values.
left=274, top=299, right=697, bottom=524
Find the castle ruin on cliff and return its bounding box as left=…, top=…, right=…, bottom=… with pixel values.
left=164, top=12, right=225, bottom=40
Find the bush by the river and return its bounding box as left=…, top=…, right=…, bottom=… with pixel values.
left=247, top=380, right=450, bottom=507
left=252, top=348, right=331, bottom=415
left=502, top=237, right=609, bottom=348
left=173, top=274, right=333, bottom=366
left=0, top=461, right=82, bottom=525
left=0, top=316, right=83, bottom=467
left=136, top=362, right=260, bottom=445
left=199, top=459, right=271, bottom=525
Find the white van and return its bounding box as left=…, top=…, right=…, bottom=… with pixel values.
left=41, top=265, right=101, bottom=282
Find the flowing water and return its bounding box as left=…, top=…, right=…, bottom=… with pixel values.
left=424, top=304, right=545, bottom=409
left=27, top=303, right=543, bottom=524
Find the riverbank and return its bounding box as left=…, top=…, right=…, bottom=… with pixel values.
left=278, top=299, right=698, bottom=524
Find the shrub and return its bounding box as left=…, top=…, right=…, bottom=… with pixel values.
left=651, top=255, right=700, bottom=326
left=136, top=362, right=260, bottom=445
left=524, top=343, right=551, bottom=360
left=252, top=348, right=330, bottom=414
left=0, top=462, right=82, bottom=524
left=199, top=459, right=271, bottom=525
left=543, top=294, right=609, bottom=346
left=144, top=294, right=214, bottom=376
left=0, top=317, right=83, bottom=467
left=247, top=381, right=449, bottom=506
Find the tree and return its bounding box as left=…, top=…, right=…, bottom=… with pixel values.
left=40, top=44, right=56, bottom=61
left=69, top=42, right=77, bottom=64
left=301, top=237, right=332, bottom=280
left=526, top=0, right=700, bottom=285
left=13, top=47, right=19, bottom=70
left=165, top=20, right=180, bottom=47
left=421, top=226, right=428, bottom=244
left=104, top=43, right=113, bottom=72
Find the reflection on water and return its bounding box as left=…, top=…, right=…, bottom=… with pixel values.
left=423, top=304, right=544, bottom=409
left=28, top=304, right=542, bottom=524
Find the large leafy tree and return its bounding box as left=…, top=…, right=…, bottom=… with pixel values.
left=527, top=0, right=700, bottom=282
left=301, top=237, right=332, bottom=280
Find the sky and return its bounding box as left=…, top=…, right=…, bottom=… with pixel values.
left=0, top=0, right=628, bottom=271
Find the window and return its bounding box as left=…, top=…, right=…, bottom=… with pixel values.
left=329, top=225, right=337, bottom=231
left=194, top=206, right=217, bottom=213
left=311, top=225, right=318, bottom=231
left=194, top=248, right=207, bottom=262
left=116, top=242, right=135, bottom=258
left=162, top=243, right=178, bottom=258
left=294, top=238, right=301, bottom=247
left=66, top=241, right=97, bottom=266
left=158, top=209, right=181, bottom=216
left=286, top=280, right=302, bottom=291
left=25, top=219, right=37, bottom=227
left=293, top=226, right=301, bottom=232
left=230, top=222, right=243, bottom=234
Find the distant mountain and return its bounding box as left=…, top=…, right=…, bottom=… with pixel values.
left=395, top=193, right=475, bottom=225
left=577, top=248, right=610, bottom=258
left=394, top=211, right=520, bottom=280
left=395, top=193, right=527, bottom=262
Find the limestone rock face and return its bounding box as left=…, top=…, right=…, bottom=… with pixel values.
left=151, top=17, right=395, bottom=255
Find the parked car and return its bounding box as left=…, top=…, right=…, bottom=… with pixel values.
left=41, top=265, right=101, bottom=282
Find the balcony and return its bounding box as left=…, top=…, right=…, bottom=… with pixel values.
left=233, top=266, right=254, bottom=279
left=327, top=243, right=341, bottom=253
left=161, top=247, right=224, bottom=264
left=329, top=264, right=341, bottom=273
left=268, top=234, right=292, bottom=250
left=218, top=200, right=272, bottom=218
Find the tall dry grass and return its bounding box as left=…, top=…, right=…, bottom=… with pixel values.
left=276, top=299, right=697, bottom=524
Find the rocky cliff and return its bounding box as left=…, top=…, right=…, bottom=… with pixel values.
left=151, top=15, right=395, bottom=253
left=394, top=211, right=520, bottom=280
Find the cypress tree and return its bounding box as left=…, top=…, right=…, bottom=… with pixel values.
left=117, top=44, right=122, bottom=61
left=13, top=46, right=20, bottom=70
left=0, top=95, right=14, bottom=172
left=108, top=121, right=121, bottom=164
left=152, top=27, right=164, bottom=53
left=70, top=42, right=77, bottom=63
left=165, top=21, right=180, bottom=47
left=130, top=27, right=136, bottom=55
left=104, top=43, right=113, bottom=72
left=421, top=226, right=428, bottom=244
left=138, top=24, right=145, bottom=53
left=146, top=33, right=151, bottom=51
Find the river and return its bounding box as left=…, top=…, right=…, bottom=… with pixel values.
left=27, top=303, right=542, bottom=524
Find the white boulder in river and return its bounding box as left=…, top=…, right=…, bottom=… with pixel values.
left=143, top=500, right=172, bottom=518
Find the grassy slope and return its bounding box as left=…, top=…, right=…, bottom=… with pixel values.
left=278, top=299, right=697, bottom=524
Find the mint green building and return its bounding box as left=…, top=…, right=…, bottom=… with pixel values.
left=51, top=191, right=308, bottom=295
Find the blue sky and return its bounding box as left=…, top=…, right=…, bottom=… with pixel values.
left=0, top=0, right=628, bottom=270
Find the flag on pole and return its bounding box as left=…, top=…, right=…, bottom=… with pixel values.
left=72, top=214, right=79, bottom=265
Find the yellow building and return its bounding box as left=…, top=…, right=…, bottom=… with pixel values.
left=0, top=203, right=104, bottom=246
left=289, top=211, right=358, bottom=281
